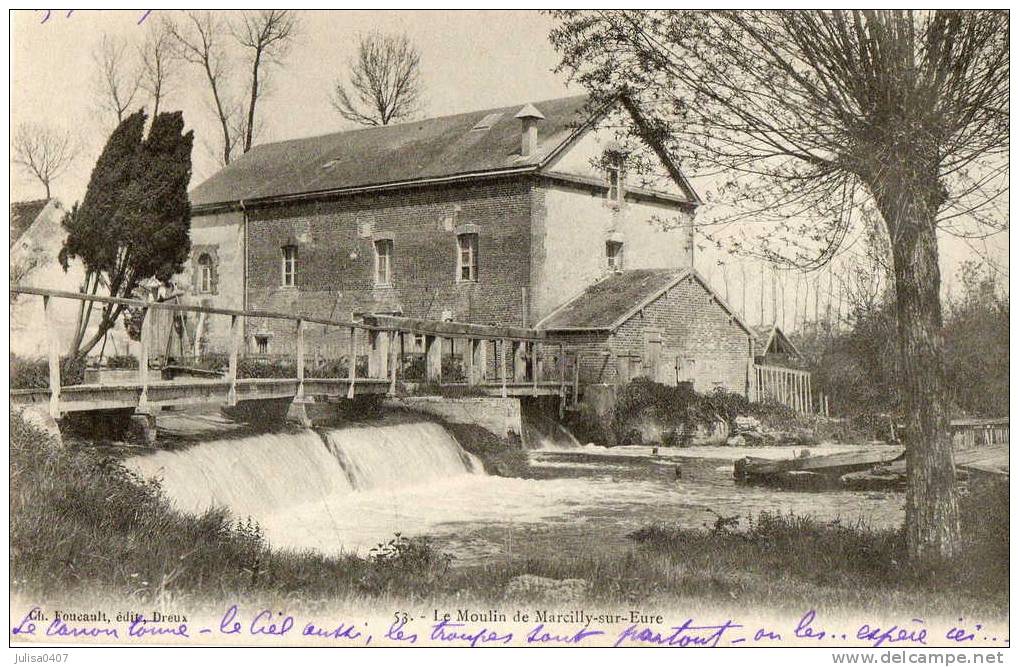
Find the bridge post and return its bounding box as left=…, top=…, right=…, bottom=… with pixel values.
left=513, top=341, right=527, bottom=382
left=43, top=295, right=61, bottom=419
left=286, top=318, right=313, bottom=427
left=367, top=331, right=377, bottom=378
left=500, top=339, right=508, bottom=398
left=347, top=326, right=357, bottom=399
left=368, top=329, right=389, bottom=379
left=388, top=330, right=398, bottom=395
left=227, top=314, right=242, bottom=406
left=295, top=319, right=305, bottom=399
left=425, top=335, right=442, bottom=383
left=558, top=344, right=567, bottom=419
left=533, top=341, right=541, bottom=396
left=138, top=305, right=151, bottom=408
left=469, top=338, right=486, bottom=385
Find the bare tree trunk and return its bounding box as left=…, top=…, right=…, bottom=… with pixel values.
left=244, top=52, right=261, bottom=153
left=876, top=177, right=961, bottom=564
left=76, top=304, right=126, bottom=358
left=759, top=263, right=765, bottom=325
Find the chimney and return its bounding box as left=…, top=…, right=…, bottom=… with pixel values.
left=515, top=103, right=545, bottom=157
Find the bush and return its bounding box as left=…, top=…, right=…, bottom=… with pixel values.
left=611, top=378, right=841, bottom=447
left=172, top=355, right=367, bottom=380
left=402, top=354, right=466, bottom=383
left=612, top=378, right=728, bottom=446
left=104, top=354, right=138, bottom=370
left=10, top=354, right=86, bottom=389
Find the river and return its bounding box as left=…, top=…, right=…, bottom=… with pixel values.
left=124, top=412, right=905, bottom=567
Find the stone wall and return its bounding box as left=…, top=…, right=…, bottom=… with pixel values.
left=382, top=396, right=522, bottom=440
left=610, top=275, right=752, bottom=395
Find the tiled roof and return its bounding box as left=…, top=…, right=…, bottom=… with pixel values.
left=10, top=199, right=50, bottom=246
left=752, top=324, right=801, bottom=357
left=190, top=94, right=593, bottom=208
left=538, top=269, right=689, bottom=331
left=751, top=325, right=776, bottom=353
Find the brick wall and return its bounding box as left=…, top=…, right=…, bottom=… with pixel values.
left=549, top=275, right=753, bottom=396
left=547, top=331, right=615, bottom=385
left=611, top=276, right=752, bottom=394
left=243, top=178, right=533, bottom=355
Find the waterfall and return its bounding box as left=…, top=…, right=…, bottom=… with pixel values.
left=126, top=420, right=483, bottom=519
left=322, top=421, right=482, bottom=490
left=128, top=431, right=354, bottom=518
left=522, top=411, right=583, bottom=450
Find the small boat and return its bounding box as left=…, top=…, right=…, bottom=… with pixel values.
left=734, top=448, right=905, bottom=487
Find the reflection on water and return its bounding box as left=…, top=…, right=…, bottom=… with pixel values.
left=126, top=420, right=905, bottom=566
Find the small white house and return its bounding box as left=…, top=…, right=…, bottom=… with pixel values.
left=10, top=198, right=132, bottom=359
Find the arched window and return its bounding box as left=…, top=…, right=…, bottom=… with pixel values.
left=197, top=253, right=214, bottom=293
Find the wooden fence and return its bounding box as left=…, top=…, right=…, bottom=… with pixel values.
left=754, top=364, right=813, bottom=414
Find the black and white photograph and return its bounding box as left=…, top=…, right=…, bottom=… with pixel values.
left=7, top=7, right=1010, bottom=658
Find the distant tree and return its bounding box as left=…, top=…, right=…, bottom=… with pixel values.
left=167, top=10, right=300, bottom=164
left=10, top=247, right=45, bottom=304
left=332, top=31, right=424, bottom=126
left=943, top=261, right=1009, bottom=417
left=232, top=10, right=299, bottom=153
left=59, top=110, right=193, bottom=358
left=166, top=11, right=238, bottom=166
left=138, top=21, right=179, bottom=121
left=92, top=32, right=142, bottom=126
left=550, top=10, right=1008, bottom=563
left=11, top=123, right=80, bottom=198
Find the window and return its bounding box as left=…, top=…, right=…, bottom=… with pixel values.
left=457, top=233, right=479, bottom=282
left=604, top=151, right=625, bottom=206
left=197, top=253, right=214, bottom=293
left=413, top=334, right=426, bottom=353
left=254, top=334, right=270, bottom=355
left=606, top=241, right=624, bottom=271
left=374, top=239, right=393, bottom=286
left=281, top=245, right=298, bottom=287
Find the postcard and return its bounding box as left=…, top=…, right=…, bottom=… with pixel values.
left=8, top=8, right=1009, bottom=658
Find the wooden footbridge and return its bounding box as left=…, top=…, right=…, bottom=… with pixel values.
left=10, top=286, right=575, bottom=420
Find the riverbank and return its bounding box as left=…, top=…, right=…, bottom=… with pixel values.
left=10, top=410, right=1006, bottom=619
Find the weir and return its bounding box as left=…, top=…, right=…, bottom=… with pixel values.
left=126, top=420, right=483, bottom=520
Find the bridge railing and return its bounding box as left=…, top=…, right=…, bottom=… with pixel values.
left=10, top=286, right=567, bottom=417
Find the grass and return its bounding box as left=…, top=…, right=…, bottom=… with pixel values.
left=9, top=409, right=1007, bottom=617
left=621, top=499, right=1008, bottom=614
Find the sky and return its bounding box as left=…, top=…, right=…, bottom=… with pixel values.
left=10, top=9, right=1009, bottom=329
left=10, top=9, right=572, bottom=199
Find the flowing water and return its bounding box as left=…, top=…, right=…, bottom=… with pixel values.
left=125, top=414, right=905, bottom=565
